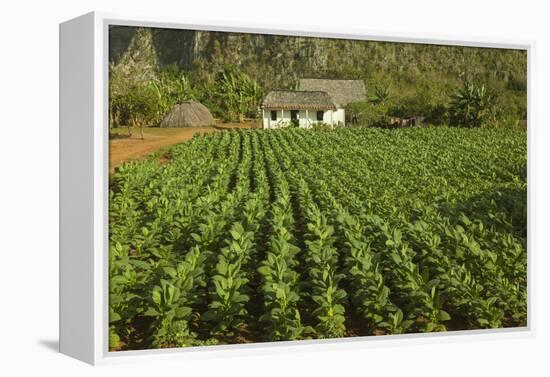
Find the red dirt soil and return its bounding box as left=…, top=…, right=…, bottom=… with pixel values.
left=109, top=121, right=259, bottom=172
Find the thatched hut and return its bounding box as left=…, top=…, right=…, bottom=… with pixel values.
left=160, top=101, right=215, bottom=127
left=261, top=90, right=337, bottom=129
left=261, top=79, right=367, bottom=129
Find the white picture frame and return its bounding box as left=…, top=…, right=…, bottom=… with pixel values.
left=59, top=11, right=535, bottom=365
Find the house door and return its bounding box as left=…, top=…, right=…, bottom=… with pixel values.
left=290, top=110, right=299, bottom=127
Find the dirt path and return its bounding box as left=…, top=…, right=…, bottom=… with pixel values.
left=109, top=122, right=259, bottom=172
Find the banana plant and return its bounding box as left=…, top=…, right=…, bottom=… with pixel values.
left=449, top=82, right=496, bottom=128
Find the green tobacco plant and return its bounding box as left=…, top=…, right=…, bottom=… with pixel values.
left=377, top=225, right=451, bottom=332
left=202, top=223, right=253, bottom=335
left=145, top=279, right=193, bottom=347
left=144, top=247, right=205, bottom=347
left=256, top=153, right=311, bottom=341
left=340, top=213, right=395, bottom=332
left=108, top=127, right=526, bottom=349
left=258, top=216, right=310, bottom=340
left=379, top=309, right=414, bottom=335
left=304, top=206, right=347, bottom=338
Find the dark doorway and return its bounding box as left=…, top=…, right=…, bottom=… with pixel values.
left=290, top=110, right=299, bottom=127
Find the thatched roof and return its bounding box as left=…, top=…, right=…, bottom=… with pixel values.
left=160, top=101, right=215, bottom=127
left=299, top=78, right=366, bottom=107
left=262, top=90, right=336, bottom=110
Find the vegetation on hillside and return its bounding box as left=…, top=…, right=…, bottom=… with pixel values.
left=109, top=26, right=527, bottom=130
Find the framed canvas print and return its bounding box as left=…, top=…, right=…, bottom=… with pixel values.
left=59, top=12, right=532, bottom=365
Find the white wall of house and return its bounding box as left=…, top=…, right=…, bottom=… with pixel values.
left=332, top=108, right=346, bottom=125
left=262, top=108, right=345, bottom=129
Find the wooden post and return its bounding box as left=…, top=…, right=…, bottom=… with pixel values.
left=305, top=109, right=309, bottom=128
left=342, top=109, right=346, bottom=127
left=281, top=109, right=284, bottom=128
left=262, top=108, right=265, bottom=129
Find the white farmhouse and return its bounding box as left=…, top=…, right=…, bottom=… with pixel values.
left=261, top=78, right=366, bottom=129
left=261, top=90, right=337, bottom=129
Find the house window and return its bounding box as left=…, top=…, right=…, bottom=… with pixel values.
left=290, top=110, right=299, bottom=120
left=316, top=111, right=324, bottom=121
left=270, top=110, right=277, bottom=121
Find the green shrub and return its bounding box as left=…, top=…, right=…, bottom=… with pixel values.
left=347, top=101, right=390, bottom=127
left=495, top=91, right=527, bottom=126
left=495, top=109, right=520, bottom=129
left=449, top=82, right=497, bottom=128
left=507, top=75, right=527, bottom=92
left=311, top=122, right=334, bottom=131
left=383, top=80, right=451, bottom=125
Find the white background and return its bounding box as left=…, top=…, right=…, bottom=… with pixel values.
left=0, top=0, right=548, bottom=375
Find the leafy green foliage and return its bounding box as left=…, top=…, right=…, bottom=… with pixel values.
left=369, top=84, right=393, bottom=105
left=346, top=101, right=390, bottom=127
left=202, top=223, right=254, bottom=335
left=211, top=66, right=263, bottom=122
left=109, top=127, right=527, bottom=350
left=449, top=82, right=497, bottom=128
left=149, top=68, right=197, bottom=123
left=340, top=213, right=395, bottom=332
left=109, top=62, right=262, bottom=129
left=302, top=206, right=347, bottom=338
left=110, top=27, right=527, bottom=130
left=143, top=246, right=206, bottom=347
left=379, top=309, right=414, bottom=334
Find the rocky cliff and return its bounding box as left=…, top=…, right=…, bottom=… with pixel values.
left=109, top=25, right=527, bottom=98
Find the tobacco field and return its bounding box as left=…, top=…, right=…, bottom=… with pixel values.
left=108, top=127, right=527, bottom=350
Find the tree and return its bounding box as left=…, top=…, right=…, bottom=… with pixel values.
left=124, top=83, right=158, bottom=139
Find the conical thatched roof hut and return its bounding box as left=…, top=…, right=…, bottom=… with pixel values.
left=160, top=101, right=215, bottom=127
